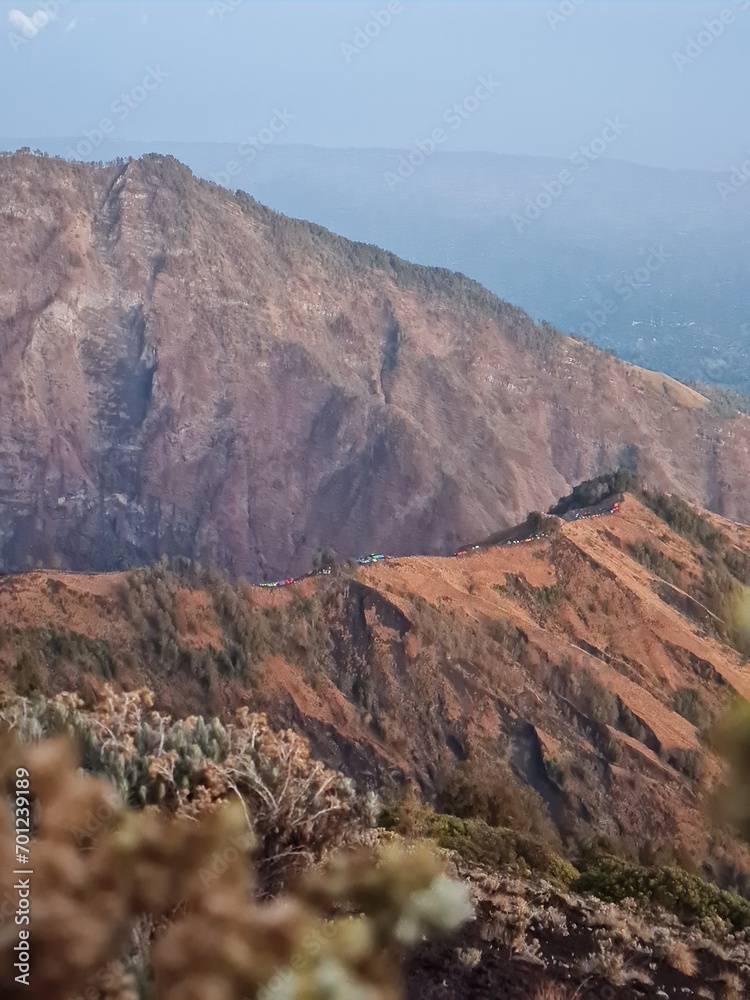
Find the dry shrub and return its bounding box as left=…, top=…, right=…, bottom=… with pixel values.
left=578, top=939, right=626, bottom=985
left=532, top=984, right=575, bottom=1000
left=477, top=896, right=530, bottom=955
left=717, top=972, right=742, bottom=1000
left=1, top=683, right=368, bottom=890
left=0, top=733, right=473, bottom=999
left=403, top=631, right=420, bottom=661
left=500, top=897, right=531, bottom=955
left=664, top=938, right=698, bottom=977
left=456, top=946, right=482, bottom=968
left=436, top=755, right=558, bottom=847
left=0, top=733, right=248, bottom=1000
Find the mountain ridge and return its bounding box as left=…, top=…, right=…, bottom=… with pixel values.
left=8, top=139, right=747, bottom=389
left=4, top=487, right=750, bottom=884
left=2, top=149, right=750, bottom=578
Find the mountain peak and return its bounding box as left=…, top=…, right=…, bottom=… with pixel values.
left=1, top=151, right=748, bottom=578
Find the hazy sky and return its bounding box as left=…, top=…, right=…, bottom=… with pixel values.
left=3, top=1, right=748, bottom=171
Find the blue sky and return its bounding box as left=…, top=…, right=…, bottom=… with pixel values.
left=2, top=1, right=748, bottom=170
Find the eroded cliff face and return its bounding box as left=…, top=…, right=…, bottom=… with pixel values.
left=0, top=151, right=747, bottom=577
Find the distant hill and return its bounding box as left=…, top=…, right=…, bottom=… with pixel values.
left=5, top=139, right=749, bottom=392
left=689, top=382, right=750, bottom=417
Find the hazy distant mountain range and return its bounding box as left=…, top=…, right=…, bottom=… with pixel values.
left=5, top=137, right=749, bottom=393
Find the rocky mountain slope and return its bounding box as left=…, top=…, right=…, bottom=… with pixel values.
left=3, top=151, right=750, bottom=578
left=4, top=486, right=750, bottom=885
left=12, top=139, right=750, bottom=394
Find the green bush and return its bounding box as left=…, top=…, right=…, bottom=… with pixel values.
left=431, top=813, right=578, bottom=888
left=492, top=575, right=564, bottom=618
left=574, top=856, right=750, bottom=931
left=388, top=800, right=578, bottom=889
left=628, top=540, right=683, bottom=585
left=636, top=486, right=750, bottom=654
left=11, top=627, right=117, bottom=689
left=118, top=563, right=339, bottom=690
left=640, top=489, right=724, bottom=553
left=423, top=813, right=578, bottom=886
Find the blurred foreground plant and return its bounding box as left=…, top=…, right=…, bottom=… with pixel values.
left=0, top=731, right=472, bottom=999
left=717, top=697, right=750, bottom=841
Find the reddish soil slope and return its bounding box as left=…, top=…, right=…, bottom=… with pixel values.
left=2, top=492, right=750, bottom=876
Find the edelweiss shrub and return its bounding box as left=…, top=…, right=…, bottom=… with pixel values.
left=0, top=732, right=249, bottom=1000
left=1, top=683, right=367, bottom=889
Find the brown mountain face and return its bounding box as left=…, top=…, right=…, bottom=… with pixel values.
left=2, top=150, right=750, bottom=578
left=4, top=490, right=750, bottom=881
